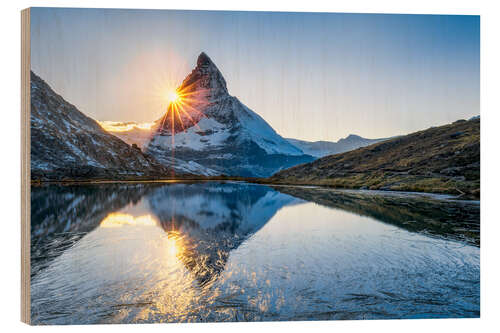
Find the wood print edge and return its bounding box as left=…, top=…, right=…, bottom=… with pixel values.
left=21, top=7, right=31, bottom=325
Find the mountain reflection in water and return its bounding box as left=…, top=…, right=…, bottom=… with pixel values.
left=30, top=182, right=479, bottom=324
left=148, top=183, right=300, bottom=286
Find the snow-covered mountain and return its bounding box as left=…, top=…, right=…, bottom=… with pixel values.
left=30, top=71, right=174, bottom=180
left=146, top=52, right=315, bottom=177
left=287, top=135, right=389, bottom=158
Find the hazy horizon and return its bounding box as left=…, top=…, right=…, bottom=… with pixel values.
left=31, top=8, right=479, bottom=141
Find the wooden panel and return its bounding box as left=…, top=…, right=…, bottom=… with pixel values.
left=21, top=7, right=31, bottom=325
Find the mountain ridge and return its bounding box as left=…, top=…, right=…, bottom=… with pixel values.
left=286, top=135, right=389, bottom=158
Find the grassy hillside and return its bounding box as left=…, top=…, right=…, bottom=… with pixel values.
left=267, top=118, right=480, bottom=198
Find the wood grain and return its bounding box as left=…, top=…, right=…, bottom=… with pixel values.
left=21, top=7, right=31, bottom=325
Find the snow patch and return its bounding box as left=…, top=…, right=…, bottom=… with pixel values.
left=151, top=117, right=230, bottom=151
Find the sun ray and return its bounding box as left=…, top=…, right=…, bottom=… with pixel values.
left=176, top=81, right=201, bottom=95
left=170, top=104, right=175, bottom=146
left=173, top=103, right=185, bottom=132
left=176, top=101, right=206, bottom=131
left=177, top=88, right=211, bottom=98
left=176, top=104, right=203, bottom=132
left=157, top=79, right=213, bottom=144
left=178, top=99, right=205, bottom=117
left=177, top=97, right=209, bottom=106
left=177, top=97, right=207, bottom=115
left=160, top=113, right=168, bottom=134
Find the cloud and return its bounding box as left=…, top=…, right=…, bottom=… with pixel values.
left=98, top=120, right=155, bottom=133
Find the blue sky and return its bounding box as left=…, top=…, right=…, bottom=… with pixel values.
left=31, top=8, right=479, bottom=141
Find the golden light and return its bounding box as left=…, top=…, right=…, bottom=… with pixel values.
left=165, top=237, right=178, bottom=256
left=100, top=213, right=186, bottom=260
left=135, top=122, right=156, bottom=130
left=97, top=121, right=155, bottom=133
left=100, top=213, right=158, bottom=228
left=164, top=231, right=184, bottom=257
left=149, top=76, right=214, bottom=147
left=145, top=62, right=214, bottom=142
left=158, top=84, right=211, bottom=137
left=166, top=90, right=181, bottom=104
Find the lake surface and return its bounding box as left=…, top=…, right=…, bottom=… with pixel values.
left=30, top=182, right=480, bottom=324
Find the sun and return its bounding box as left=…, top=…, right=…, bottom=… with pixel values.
left=166, top=90, right=181, bottom=104
left=154, top=80, right=212, bottom=140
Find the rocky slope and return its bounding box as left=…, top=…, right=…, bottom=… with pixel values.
left=30, top=71, right=174, bottom=181
left=287, top=134, right=388, bottom=158
left=269, top=118, right=480, bottom=198
left=146, top=52, right=315, bottom=177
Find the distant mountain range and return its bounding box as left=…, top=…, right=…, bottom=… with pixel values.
left=268, top=117, right=480, bottom=198
left=287, top=135, right=388, bottom=158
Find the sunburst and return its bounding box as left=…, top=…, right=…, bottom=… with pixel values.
left=166, top=91, right=181, bottom=104
left=160, top=83, right=211, bottom=140
left=151, top=77, right=213, bottom=179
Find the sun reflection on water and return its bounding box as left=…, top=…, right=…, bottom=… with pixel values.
left=99, top=213, right=186, bottom=260
left=100, top=213, right=157, bottom=228
left=95, top=211, right=206, bottom=322
left=164, top=231, right=185, bottom=257
left=93, top=209, right=276, bottom=322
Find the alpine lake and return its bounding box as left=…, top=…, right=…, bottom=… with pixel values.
left=30, top=181, right=480, bottom=324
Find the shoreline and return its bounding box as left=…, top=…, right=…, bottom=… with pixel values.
left=30, top=176, right=256, bottom=186
left=30, top=177, right=479, bottom=201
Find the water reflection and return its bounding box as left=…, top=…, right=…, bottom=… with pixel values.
left=30, top=184, right=156, bottom=277
left=271, top=186, right=480, bottom=246
left=148, top=183, right=300, bottom=286
left=30, top=182, right=479, bottom=324
left=100, top=213, right=158, bottom=228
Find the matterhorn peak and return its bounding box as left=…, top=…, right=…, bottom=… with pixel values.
left=179, top=52, right=228, bottom=100
left=196, top=52, right=213, bottom=67
left=146, top=52, right=313, bottom=177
